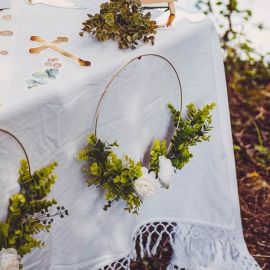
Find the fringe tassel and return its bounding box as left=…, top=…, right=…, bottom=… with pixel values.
left=98, top=221, right=261, bottom=270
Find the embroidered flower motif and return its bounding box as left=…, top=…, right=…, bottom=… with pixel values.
left=158, top=155, right=174, bottom=188
left=53, top=63, right=62, bottom=68
left=0, top=50, right=8, bottom=56
left=0, top=248, right=20, bottom=270
left=44, top=62, right=52, bottom=67
left=134, top=167, right=160, bottom=199
left=2, top=15, right=12, bottom=21
left=25, top=78, right=49, bottom=89
left=26, top=57, right=62, bottom=89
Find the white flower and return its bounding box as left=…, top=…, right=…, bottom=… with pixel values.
left=158, top=156, right=174, bottom=188
left=0, top=248, right=20, bottom=270
left=134, top=167, right=160, bottom=199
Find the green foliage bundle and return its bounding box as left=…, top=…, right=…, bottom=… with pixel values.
left=0, top=160, right=68, bottom=263
left=150, top=103, right=216, bottom=174
left=80, top=0, right=157, bottom=49
left=77, top=135, right=143, bottom=213
left=77, top=103, right=215, bottom=214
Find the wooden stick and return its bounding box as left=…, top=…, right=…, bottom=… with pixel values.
left=168, top=1, right=176, bottom=14
left=253, top=254, right=270, bottom=259
left=140, top=0, right=176, bottom=27
left=166, top=13, right=176, bottom=27
left=29, top=36, right=91, bottom=67
left=30, top=36, right=68, bottom=54
left=2, top=15, right=12, bottom=20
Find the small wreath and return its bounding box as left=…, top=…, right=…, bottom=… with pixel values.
left=0, top=129, right=68, bottom=269
left=77, top=55, right=215, bottom=214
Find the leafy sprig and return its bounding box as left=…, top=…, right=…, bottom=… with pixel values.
left=0, top=160, right=68, bottom=260
left=80, top=0, right=157, bottom=49
left=78, top=103, right=215, bottom=214
left=167, top=103, right=216, bottom=170
left=78, top=134, right=142, bottom=214
left=149, top=103, right=215, bottom=174
left=149, top=139, right=167, bottom=174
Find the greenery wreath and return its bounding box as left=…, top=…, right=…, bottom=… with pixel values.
left=0, top=129, right=68, bottom=269
left=77, top=54, right=216, bottom=214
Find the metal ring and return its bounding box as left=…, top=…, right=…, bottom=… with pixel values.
left=94, top=54, right=183, bottom=153
left=0, top=128, right=32, bottom=175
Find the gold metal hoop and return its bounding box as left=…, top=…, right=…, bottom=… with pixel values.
left=0, top=128, right=32, bottom=175
left=94, top=54, right=183, bottom=153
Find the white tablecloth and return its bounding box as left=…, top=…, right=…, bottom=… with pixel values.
left=0, top=0, right=11, bottom=9
left=0, top=1, right=260, bottom=269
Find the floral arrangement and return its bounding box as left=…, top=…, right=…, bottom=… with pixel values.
left=80, top=0, right=158, bottom=49
left=0, top=160, right=68, bottom=269
left=77, top=103, right=216, bottom=214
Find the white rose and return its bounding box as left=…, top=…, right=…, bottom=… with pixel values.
left=0, top=248, right=20, bottom=270
left=158, top=156, right=174, bottom=188
left=134, top=167, right=160, bottom=199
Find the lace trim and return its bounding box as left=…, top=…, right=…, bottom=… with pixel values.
left=97, top=221, right=261, bottom=270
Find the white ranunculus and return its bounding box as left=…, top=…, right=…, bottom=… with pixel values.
left=158, top=155, right=174, bottom=188
left=134, top=167, right=160, bottom=199
left=0, top=248, right=20, bottom=270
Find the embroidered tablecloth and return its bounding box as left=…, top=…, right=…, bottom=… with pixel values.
left=0, top=1, right=260, bottom=269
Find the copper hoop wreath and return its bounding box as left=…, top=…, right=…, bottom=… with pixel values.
left=94, top=54, right=183, bottom=153
left=0, top=128, right=32, bottom=175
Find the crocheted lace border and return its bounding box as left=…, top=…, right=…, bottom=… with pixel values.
left=97, top=221, right=261, bottom=270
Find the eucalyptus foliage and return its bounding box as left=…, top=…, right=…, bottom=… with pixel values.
left=80, top=0, right=157, bottom=49
left=77, top=103, right=215, bottom=214
left=0, top=160, right=68, bottom=265
left=149, top=103, right=216, bottom=174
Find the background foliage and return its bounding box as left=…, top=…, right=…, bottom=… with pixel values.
left=196, top=1, right=270, bottom=269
